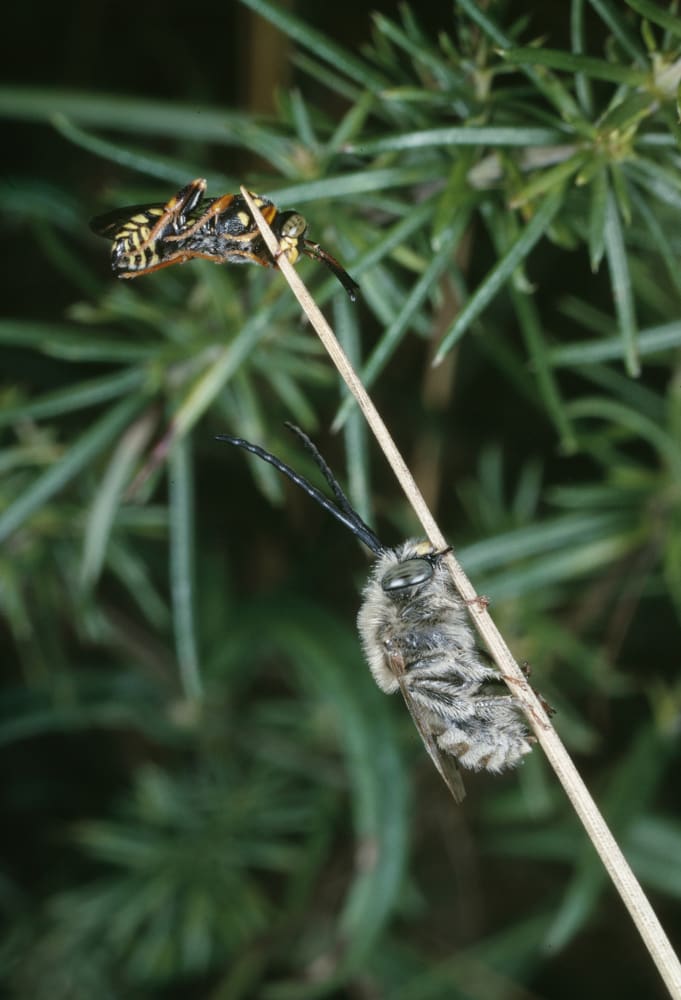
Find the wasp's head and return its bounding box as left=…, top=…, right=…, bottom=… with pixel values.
left=273, top=211, right=308, bottom=265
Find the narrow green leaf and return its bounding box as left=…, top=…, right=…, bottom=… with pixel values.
left=624, top=0, right=681, bottom=39
left=292, top=53, right=362, bottom=103
left=169, top=437, right=202, bottom=703
left=458, top=510, right=627, bottom=574
left=631, top=186, right=681, bottom=300
left=0, top=395, right=142, bottom=544
left=454, top=0, right=510, bottom=47
left=287, top=89, right=318, bottom=149
left=52, top=114, right=213, bottom=186
left=567, top=396, right=681, bottom=478
left=479, top=533, right=637, bottom=599
left=333, top=295, right=374, bottom=529
left=628, top=817, right=681, bottom=898
left=270, top=164, right=445, bottom=206
left=239, top=0, right=388, bottom=92
left=588, top=0, right=648, bottom=63
left=108, top=541, right=170, bottom=630
left=596, top=91, right=657, bottom=133
left=0, top=320, right=157, bottom=362
left=509, top=150, right=587, bottom=208
left=326, top=90, right=375, bottom=153
left=334, top=217, right=468, bottom=430
left=351, top=198, right=434, bottom=274
left=571, top=0, right=594, bottom=115
left=433, top=188, right=564, bottom=363
left=603, top=189, right=640, bottom=376
left=502, top=47, right=648, bottom=86
left=588, top=165, right=608, bottom=272
left=456, top=0, right=584, bottom=122
left=265, top=370, right=318, bottom=427
left=80, top=410, right=156, bottom=587
left=0, top=369, right=145, bottom=427
left=578, top=364, right=665, bottom=423
left=510, top=286, right=577, bottom=452
left=372, top=12, right=451, bottom=82
left=0, top=87, right=281, bottom=148
left=345, top=125, right=566, bottom=156
left=550, top=320, right=681, bottom=365
left=171, top=308, right=277, bottom=440
left=625, top=157, right=681, bottom=212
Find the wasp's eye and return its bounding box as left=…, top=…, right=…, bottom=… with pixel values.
left=279, top=212, right=307, bottom=239
left=382, top=558, right=433, bottom=592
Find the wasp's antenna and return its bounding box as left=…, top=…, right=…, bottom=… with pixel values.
left=302, top=240, right=359, bottom=301
left=216, top=432, right=384, bottom=556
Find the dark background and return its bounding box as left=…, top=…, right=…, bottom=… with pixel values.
left=1, top=2, right=679, bottom=999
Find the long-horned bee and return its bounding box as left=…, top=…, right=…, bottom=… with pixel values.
left=218, top=425, right=534, bottom=802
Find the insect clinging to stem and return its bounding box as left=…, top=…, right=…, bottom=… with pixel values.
left=90, top=177, right=359, bottom=300
left=217, top=424, right=535, bottom=803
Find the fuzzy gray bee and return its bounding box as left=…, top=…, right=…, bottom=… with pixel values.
left=218, top=425, right=534, bottom=802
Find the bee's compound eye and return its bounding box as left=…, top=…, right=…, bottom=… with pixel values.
left=382, top=557, right=433, bottom=592
left=280, top=212, right=307, bottom=239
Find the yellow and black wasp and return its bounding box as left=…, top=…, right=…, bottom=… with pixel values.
left=90, top=178, right=359, bottom=300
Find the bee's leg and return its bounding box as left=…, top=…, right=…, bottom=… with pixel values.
left=138, top=179, right=208, bottom=251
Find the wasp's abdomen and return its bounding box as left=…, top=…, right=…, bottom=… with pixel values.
left=109, top=209, right=167, bottom=276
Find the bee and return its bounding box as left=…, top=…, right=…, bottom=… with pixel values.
left=218, top=425, right=534, bottom=803
left=90, top=177, right=359, bottom=300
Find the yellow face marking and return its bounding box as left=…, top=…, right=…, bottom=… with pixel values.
left=237, top=211, right=251, bottom=227
left=414, top=540, right=435, bottom=557
left=279, top=237, right=300, bottom=264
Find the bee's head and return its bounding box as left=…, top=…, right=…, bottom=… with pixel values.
left=380, top=541, right=448, bottom=595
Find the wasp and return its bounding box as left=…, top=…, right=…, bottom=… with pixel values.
left=218, top=425, right=534, bottom=803
left=90, top=178, right=359, bottom=300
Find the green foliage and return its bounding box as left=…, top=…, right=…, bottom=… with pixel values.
left=1, top=1, right=681, bottom=996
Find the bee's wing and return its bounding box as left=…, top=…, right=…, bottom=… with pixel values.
left=388, top=653, right=466, bottom=804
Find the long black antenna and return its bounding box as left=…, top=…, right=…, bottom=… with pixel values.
left=216, top=427, right=384, bottom=555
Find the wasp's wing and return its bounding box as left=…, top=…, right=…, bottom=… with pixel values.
left=388, top=652, right=466, bottom=804
left=89, top=203, right=166, bottom=238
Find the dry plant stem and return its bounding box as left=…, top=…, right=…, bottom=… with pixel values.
left=241, top=188, right=681, bottom=998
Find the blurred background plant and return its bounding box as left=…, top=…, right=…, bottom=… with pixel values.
left=1, top=0, right=681, bottom=997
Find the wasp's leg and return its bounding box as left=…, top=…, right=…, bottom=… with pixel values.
left=135, top=179, right=208, bottom=252
left=118, top=248, right=270, bottom=278
left=164, top=193, right=279, bottom=243
left=162, top=192, right=236, bottom=242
